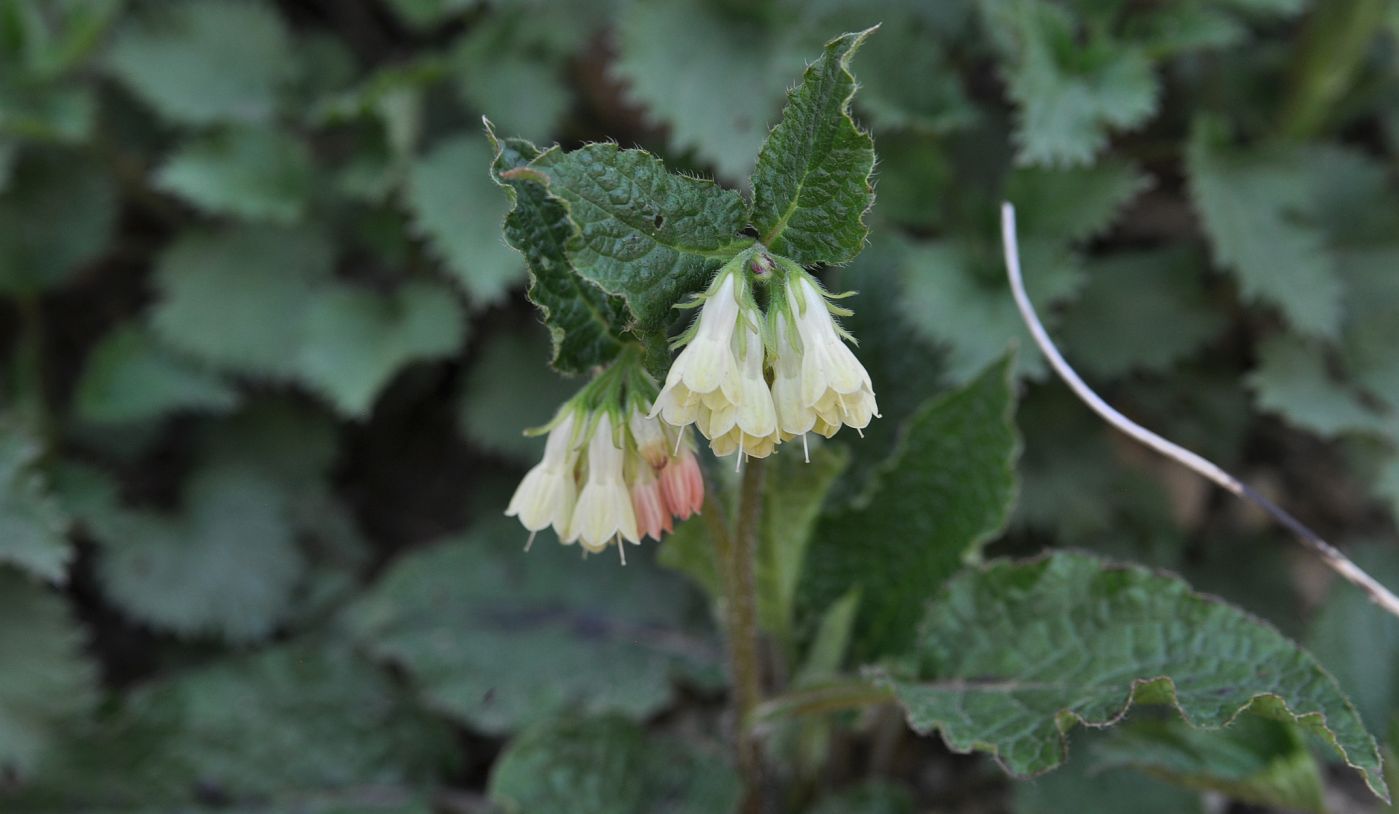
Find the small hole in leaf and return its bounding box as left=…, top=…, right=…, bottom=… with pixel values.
left=653, top=214, right=664, bottom=228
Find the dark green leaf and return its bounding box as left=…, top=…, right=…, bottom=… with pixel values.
left=344, top=520, right=720, bottom=734
left=93, top=462, right=304, bottom=643
left=488, top=715, right=740, bottom=814
left=456, top=322, right=577, bottom=465
left=0, top=149, right=114, bottom=296
left=489, top=131, right=630, bottom=374
left=750, top=28, right=877, bottom=266
left=883, top=552, right=1388, bottom=800
left=529, top=142, right=751, bottom=333
left=799, top=356, right=1019, bottom=659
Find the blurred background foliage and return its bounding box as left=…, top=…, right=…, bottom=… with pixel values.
left=0, top=0, right=1398, bottom=811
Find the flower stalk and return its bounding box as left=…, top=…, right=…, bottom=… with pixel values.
left=728, top=455, right=767, bottom=814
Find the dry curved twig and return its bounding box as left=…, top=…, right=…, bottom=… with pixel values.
left=1001, top=201, right=1399, bottom=620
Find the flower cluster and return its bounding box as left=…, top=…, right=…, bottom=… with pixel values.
left=505, top=359, right=703, bottom=562
left=653, top=249, right=879, bottom=462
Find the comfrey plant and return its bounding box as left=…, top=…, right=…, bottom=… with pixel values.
left=488, top=26, right=1397, bottom=814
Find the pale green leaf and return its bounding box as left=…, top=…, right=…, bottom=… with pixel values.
left=758, top=445, right=849, bottom=646
left=798, top=356, right=1019, bottom=659
left=1247, top=336, right=1392, bottom=439
left=1340, top=247, right=1399, bottom=411
left=0, top=424, right=71, bottom=583
left=0, top=149, right=114, bottom=296
left=1058, top=248, right=1226, bottom=378
left=985, top=0, right=1159, bottom=167
left=883, top=552, right=1388, bottom=800
left=657, top=516, right=721, bottom=601
left=456, top=322, right=577, bottom=465
left=1186, top=119, right=1341, bottom=338
left=154, top=126, right=314, bottom=223
left=93, top=462, right=304, bottom=643
left=0, top=83, right=95, bottom=142
left=407, top=133, right=523, bottom=306
left=489, top=132, right=630, bottom=374
left=1097, top=716, right=1325, bottom=813
left=73, top=325, right=240, bottom=425
left=9, top=642, right=453, bottom=807
left=613, top=0, right=802, bottom=181
left=296, top=280, right=466, bottom=418
left=488, top=715, right=740, bottom=814
left=453, top=9, right=583, bottom=145
left=750, top=28, right=877, bottom=266
left=344, top=520, right=719, bottom=734
left=529, top=142, right=751, bottom=333
left=149, top=226, right=334, bottom=379
left=104, top=0, right=297, bottom=125
left=0, top=571, right=96, bottom=779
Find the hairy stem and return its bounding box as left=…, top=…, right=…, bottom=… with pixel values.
left=726, top=457, right=767, bottom=812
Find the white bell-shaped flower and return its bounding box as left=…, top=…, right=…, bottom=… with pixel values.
left=788, top=274, right=879, bottom=435
left=505, top=411, right=580, bottom=536
left=566, top=415, right=640, bottom=554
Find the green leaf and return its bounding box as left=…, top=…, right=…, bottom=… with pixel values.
left=0, top=571, right=96, bottom=779
left=528, top=142, right=751, bottom=333
left=149, top=226, right=334, bottom=380
left=899, top=237, right=1083, bottom=382
left=613, top=1, right=802, bottom=181
left=807, top=781, right=914, bottom=814
left=93, top=462, right=304, bottom=643
left=1004, top=159, right=1153, bottom=244
left=73, top=325, right=240, bottom=425
left=985, top=0, right=1159, bottom=167
left=9, top=642, right=453, bottom=807
left=381, top=0, right=475, bottom=30
left=407, top=133, right=523, bottom=306
left=1306, top=543, right=1399, bottom=734
left=657, top=516, right=721, bottom=601
left=0, top=148, right=114, bottom=296
left=488, top=715, right=740, bottom=814
left=1247, top=336, right=1392, bottom=439
left=1096, top=715, right=1326, bottom=813
left=104, top=0, right=298, bottom=125
left=296, top=280, right=466, bottom=418
left=344, top=520, right=719, bottom=734
left=1057, top=248, right=1227, bottom=379
left=798, top=356, right=1019, bottom=659
left=750, top=28, right=877, bottom=266
left=1012, top=745, right=1203, bottom=814
left=456, top=322, right=577, bottom=465
left=0, top=83, right=95, bottom=142
left=757, top=445, right=849, bottom=646
left=882, top=551, right=1388, bottom=801
left=1186, top=119, right=1340, bottom=338
left=0, top=424, right=71, bottom=583
left=453, top=9, right=581, bottom=145
left=154, top=126, right=314, bottom=223
left=1340, top=247, right=1399, bottom=411
left=489, top=131, right=630, bottom=374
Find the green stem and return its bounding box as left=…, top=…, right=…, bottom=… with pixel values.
left=725, top=457, right=766, bottom=813
left=1279, top=0, right=1387, bottom=139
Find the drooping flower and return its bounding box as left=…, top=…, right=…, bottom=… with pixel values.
left=769, top=309, right=815, bottom=442
left=566, top=414, right=640, bottom=556
left=629, top=409, right=669, bottom=469
left=505, top=410, right=580, bottom=539
left=783, top=270, right=879, bottom=438
left=659, top=441, right=704, bottom=520
left=630, top=465, right=672, bottom=542
left=653, top=268, right=743, bottom=432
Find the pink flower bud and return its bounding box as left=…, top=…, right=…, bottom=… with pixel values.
left=660, top=445, right=704, bottom=521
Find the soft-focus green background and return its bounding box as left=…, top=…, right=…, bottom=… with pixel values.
left=1, top=0, right=1398, bottom=811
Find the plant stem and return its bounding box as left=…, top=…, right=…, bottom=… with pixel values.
left=726, top=457, right=766, bottom=813
left=1279, top=0, right=1387, bottom=139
